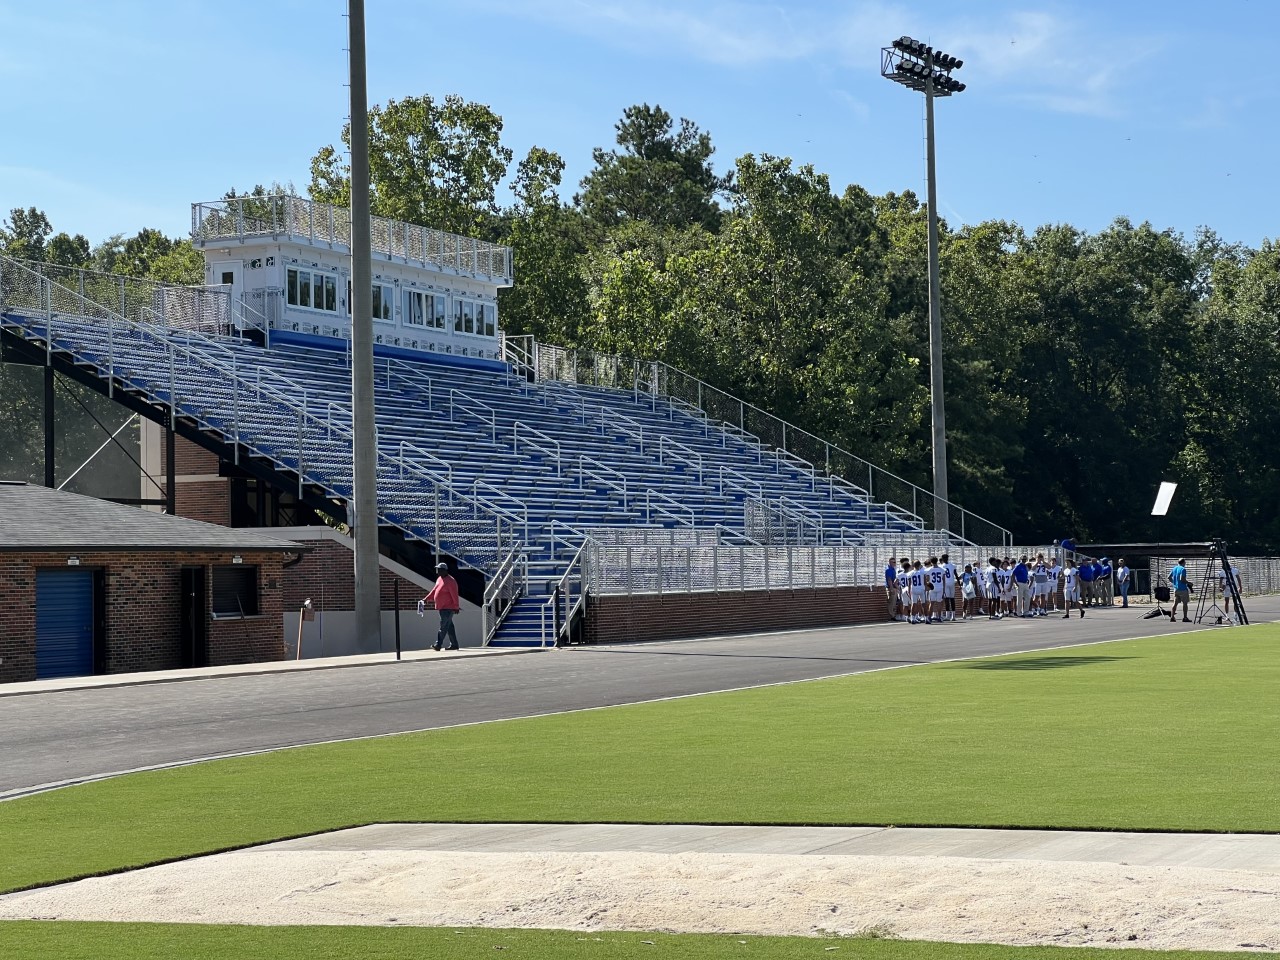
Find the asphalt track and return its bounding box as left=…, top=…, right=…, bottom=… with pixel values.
left=4, top=598, right=1276, bottom=799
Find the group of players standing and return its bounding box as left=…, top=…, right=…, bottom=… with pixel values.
left=886, top=553, right=1125, bottom=623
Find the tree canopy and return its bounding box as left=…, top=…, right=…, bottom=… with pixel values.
left=6, top=97, right=1279, bottom=549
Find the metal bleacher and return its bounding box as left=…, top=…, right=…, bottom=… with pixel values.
left=1, top=254, right=947, bottom=647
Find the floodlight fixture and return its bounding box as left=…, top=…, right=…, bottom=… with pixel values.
left=880, top=33, right=968, bottom=533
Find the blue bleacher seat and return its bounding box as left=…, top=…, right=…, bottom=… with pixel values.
left=1, top=303, right=925, bottom=647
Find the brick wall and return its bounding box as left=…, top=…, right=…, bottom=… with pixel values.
left=174, top=437, right=220, bottom=474
left=280, top=537, right=424, bottom=612
left=166, top=436, right=232, bottom=526
left=584, top=586, right=889, bottom=645
left=0, top=550, right=285, bottom=683
left=174, top=480, right=231, bottom=526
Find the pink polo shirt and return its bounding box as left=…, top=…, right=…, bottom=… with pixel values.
left=427, top=575, right=460, bottom=613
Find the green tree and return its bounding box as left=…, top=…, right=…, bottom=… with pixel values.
left=46, top=232, right=91, bottom=268
left=498, top=147, right=591, bottom=344
left=577, top=104, right=732, bottom=233
left=310, top=94, right=513, bottom=237
left=0, top=207, right=53, bottom=261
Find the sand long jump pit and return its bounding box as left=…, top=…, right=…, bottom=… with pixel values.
left=3, top=823, right=1279, bottom=952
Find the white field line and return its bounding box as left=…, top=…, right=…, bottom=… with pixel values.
left=3, top=613, right=1276, bottom=803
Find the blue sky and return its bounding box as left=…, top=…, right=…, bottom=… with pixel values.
left=2, top=0, right=1274, bottom=249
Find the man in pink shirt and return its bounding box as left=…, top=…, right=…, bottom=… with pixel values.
left=423, top=562, right=461, bottom=651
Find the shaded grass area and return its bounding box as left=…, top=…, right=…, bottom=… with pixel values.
left=4, top=629, right=1279, bottom=895
left=0, top=923, right=1257, bottom=960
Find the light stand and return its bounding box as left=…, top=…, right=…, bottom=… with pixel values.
left=1142, top=482, right=1177, bottom=620
left=881, top=37, right=966, bottom=533
left=1195, top=539, right=1249, bottom=626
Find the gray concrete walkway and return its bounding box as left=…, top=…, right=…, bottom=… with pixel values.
left=0, top=644, right=538, bottom=699
left=266, top=822, right=1280, bottom=873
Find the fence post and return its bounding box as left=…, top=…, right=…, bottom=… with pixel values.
left=626, top=546, right=632, bottom=596
left=296, top=411, right=304, bottom=498
left=687, top=546, right=693, bottom=593
left=394, top=579, right=401, bottom=661
left=712, top=544, right=719, bottom=593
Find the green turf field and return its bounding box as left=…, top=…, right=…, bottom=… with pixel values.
left=0, top=922, right=1258, bottom=960
left=3, top=628, right=1277, bottom=896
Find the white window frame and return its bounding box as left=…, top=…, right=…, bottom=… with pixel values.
left=286, top=266, right=339, bottom=314
left=372, top=281, right=394, bottom=323
left=404, top=289, right=426, bottom=327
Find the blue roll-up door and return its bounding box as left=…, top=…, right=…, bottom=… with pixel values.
left=36, top=569, right=95, bottom=679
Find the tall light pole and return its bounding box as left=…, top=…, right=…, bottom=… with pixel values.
left=349, top=0, right=381, bottom=652
left=882, top=36, right=966, bottom=534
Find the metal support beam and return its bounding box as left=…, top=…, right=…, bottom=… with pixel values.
left=924, top=77, right=950, bottom=534
left=166, top=413, right=176, bottom=515
left=348, top=0, right=382, bottom=653
left=43, top=365, right=55, bottom=488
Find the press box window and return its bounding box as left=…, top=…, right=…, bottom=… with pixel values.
left=211, top=565, right=259, bottom=617
left=372, top=282, right=394, bottom=322
left=286, top=268, right=338, bottom=313
left=482, top=303, right=496, bottom=337
left=405, top=290, right=442, bottom=327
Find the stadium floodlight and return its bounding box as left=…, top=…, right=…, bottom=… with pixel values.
left=881, top=35, right=967, bottom=534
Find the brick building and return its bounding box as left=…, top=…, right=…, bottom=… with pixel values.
left=0, top=482, right=301, bottom=683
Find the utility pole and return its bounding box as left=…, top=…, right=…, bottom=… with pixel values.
left=348, top=0, right=381, bottom=652
left=923, top=69, right=949, bottom=533
left=882, top=36, right=966, bottom=533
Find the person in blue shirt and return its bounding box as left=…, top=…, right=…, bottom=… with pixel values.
left=885, top=557, right=900, bottom=621
left=1169, top=559, right=1191, bottom=622
left=1011, top=556, right=1031, bottom=617
left=1078, top=557, right=1096, bottom=606
left=1099, top=558, right=1113, bottom=605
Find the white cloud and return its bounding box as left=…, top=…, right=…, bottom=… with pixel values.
left=483, top=1, right=1161, bottom=119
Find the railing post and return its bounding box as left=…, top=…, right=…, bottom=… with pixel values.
left=434, top=490, right=442, bottom=555
left=296, top=411, right=305, bottom=497
left=712, top=543, right=719, bottom=593
left=626, top=546, right=633, bottom=596
left=686, top=546, right=692, bottom=593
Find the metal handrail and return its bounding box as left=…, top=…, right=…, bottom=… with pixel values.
left=448, top=388, right=497, bottom=443
left=549, top=519, right=592, bottom=561
left=397, top=441, right=452, bottom=485
left=512, top=421, right=562, bottom=475
left=776, top=496, right=825, bottom=543
left=191, top=195, right=514, bottom=283
left=657, top=434, right=704, bottom=485
left=482, top=542, right=527, bottom=645
left=718, top=464, right=763, bottom=501
left=644, top=488, right=695, bottom=527
left=526, top=337, right=1012, bottom=547
left=472, top=479, right=529, bottom=543
left=542, top=539, right=590, bottom=646
left=577, top=455, right=630, bottom=509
